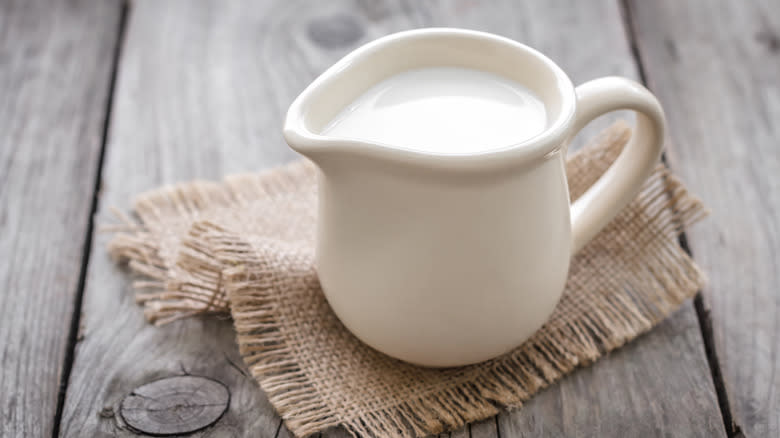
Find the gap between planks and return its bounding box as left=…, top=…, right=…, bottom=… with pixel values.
left=50, top=1, right=131, bottom=437
left=618, top=1, right=742, bottom=436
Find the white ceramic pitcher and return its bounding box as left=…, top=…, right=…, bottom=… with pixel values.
left=284, top=28, right=665, bottom=367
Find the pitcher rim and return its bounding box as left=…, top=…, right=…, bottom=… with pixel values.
left=283, top=28, right=576, bottom=171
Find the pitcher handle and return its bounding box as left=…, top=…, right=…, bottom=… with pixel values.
left=569, top=77, right=666, bottom=254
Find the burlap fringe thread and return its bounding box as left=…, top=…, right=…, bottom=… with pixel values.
left=107, top=122, right=708, bottom=437
left=108, top=161, right=316, bottom=324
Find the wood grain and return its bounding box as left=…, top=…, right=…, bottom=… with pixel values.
left=276, top=424, right=295, bottom=438
left=0, top=0, right=122, bottom=436
left=119, top=376, right=229, bottom=435
left=59, top=0, right=726, bottom=437
left=499, top=309, right=727, bottom=436
left=630, top=0, right=780, bottom=436
left=466, top=418, right=498, bottom=438
left=58, top=1, right=295, bottom=436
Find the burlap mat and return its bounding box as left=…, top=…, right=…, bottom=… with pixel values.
left=108, top=122, right=707, bottom=437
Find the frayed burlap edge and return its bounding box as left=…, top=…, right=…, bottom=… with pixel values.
left=106, top=160, right=316, bottom=324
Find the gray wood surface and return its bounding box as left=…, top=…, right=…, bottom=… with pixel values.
left=41, top=0, right=774, bottom=437
left=119, top=376, right=230, bottom=435
left=58, top=1, right=295, bottom=436
left=0, top=0, right=122, bottom=436
left=630, top=0, right=779, bottom=436
left=58, top=0, right=729, bottom=437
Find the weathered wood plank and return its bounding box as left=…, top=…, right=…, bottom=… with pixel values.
left=61, top=0, right=725, bottom=437
left=630, top=0, right=780, bottom=435
left=467, top=418, right=498, bottom=438
left=0, top=0, right=122, bottom=436
left=59, top=1, right=295, bottom=436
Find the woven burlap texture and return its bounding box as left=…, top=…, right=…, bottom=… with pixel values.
left=109, top=122, right=707, bottom=438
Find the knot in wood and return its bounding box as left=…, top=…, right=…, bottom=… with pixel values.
left=120, top=375, right=229, bottom=436
left=307, top=13, right=364, bottom=49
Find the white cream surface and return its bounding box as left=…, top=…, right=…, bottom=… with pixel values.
left=322, top=67, right=547, bottom=154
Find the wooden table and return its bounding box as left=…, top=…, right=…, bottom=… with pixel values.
left=1, top=0, right=777, bottom=436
